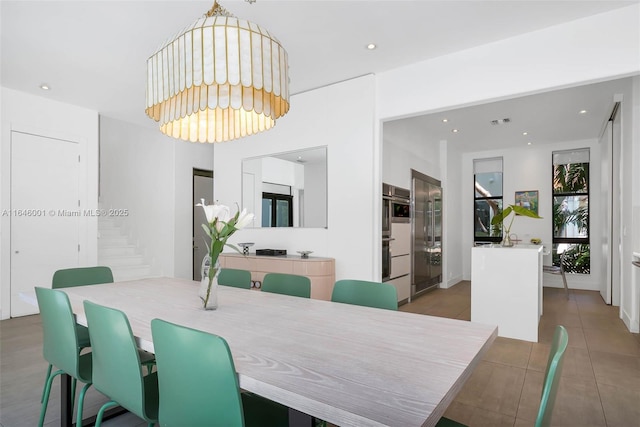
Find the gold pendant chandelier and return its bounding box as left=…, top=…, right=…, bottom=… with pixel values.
left=145, top=1, right=290, bottom=143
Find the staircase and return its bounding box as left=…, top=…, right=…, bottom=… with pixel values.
left=98, top=217, right=153, bottom=281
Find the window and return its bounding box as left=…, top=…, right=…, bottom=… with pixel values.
left=552, top=149, right=590, bottom=273
left=262, top=193, right=293, bottom=227
left=474, top=157, right=503, bottom=243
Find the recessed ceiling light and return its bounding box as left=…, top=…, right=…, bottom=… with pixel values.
left=527, top=142, right=532, bottom=146
left=579, top=110, right=588, bottom=114
left=366, top=43, right=376, bottom=50
left=40, top=84, right=50, bottom=90
left=452, top=129, right=458, bottom=133
left=442, top=118, right=448, bottom=123
left=522, top=132, right=528, bottom=136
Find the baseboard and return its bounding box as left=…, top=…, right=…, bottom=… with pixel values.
left=442, top=276, right=464, bottom=289
left=621, top=307, right=639, bottom=333
left=542, top=274, right=599, bottom=291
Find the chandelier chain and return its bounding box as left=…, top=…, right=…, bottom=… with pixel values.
left=205, top=1, right=235, bottom=18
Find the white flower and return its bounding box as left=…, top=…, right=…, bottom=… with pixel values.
left=196, top=199, right=216, bottom=224
left=235, top=209, right=255, bottom=230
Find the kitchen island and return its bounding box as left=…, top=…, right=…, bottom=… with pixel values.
left=471, top=244, right=543, bottom=342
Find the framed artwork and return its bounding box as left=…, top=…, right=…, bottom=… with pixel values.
left=515, top=190, right=539, bottom=215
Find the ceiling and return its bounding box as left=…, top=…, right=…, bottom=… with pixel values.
left=383, top=76, right=633, bottom=152
left=2, top=1, right=638, bottom=146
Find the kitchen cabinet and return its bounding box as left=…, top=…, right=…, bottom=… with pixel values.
left=219, top=253, right=335, bottom=300
left=389, top=222, right=411, bottom=303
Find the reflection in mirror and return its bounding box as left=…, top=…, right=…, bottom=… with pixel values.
left=242, top=146, right=327, bottom=228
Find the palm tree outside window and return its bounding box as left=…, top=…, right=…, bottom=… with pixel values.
left=552, top=149, right=590, bottom=273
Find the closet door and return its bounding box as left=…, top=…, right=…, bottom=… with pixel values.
left=11, top=131, right=79, bottom=316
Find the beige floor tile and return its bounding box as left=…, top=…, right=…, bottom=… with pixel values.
left=517, top=371, right=605, bottom=426
left=538, top=325, right=587, bottom=349
left=466, top=407, right=515, bottom=427
left=577, top=300, right=621, bottom=317
left=584, top=328, right=640, bottom=357
left=516, top=370, right=544, bottom=422
left=549, top=375, right=606, bottom=426
left=456, top=308, right=471, bottom=321
left=483, top=337, right=532, bottom=369
left=597, top=383, right=640, bottom=427
left=528, top=345, right=594, bottom=381
left=538, top=310, right=583, bottom=329
left=579, top=312, right=629, bottom=330
left=513, top=418, right=534, bottom=427
left=590, top=351, right=640, bottom=392
left=527, top=343, right=550, bottom=372
left=443, top=400, right=516, bottom=427
left=443, top=400, right=475, bottom=425
left=454, top=361, right=526, bottom=417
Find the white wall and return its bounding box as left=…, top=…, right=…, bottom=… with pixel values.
left=303, top=161, right=327, bottom=228
left=213, top=75, right=377, bottom=281
left=100, top=117, right=176, bottom=276
left=620, top=76, right=640, bottom=332
left=443, top=141, right=463, bottom=287
left=0, top=87, right=99, bottom=319
left=382, top=124, right=442, bottom=190
left=100, top=117, right=214, bottom=281
left=377, top=4, right=640, bottom=121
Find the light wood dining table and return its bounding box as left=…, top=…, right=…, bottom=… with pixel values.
left=60, top=277, right=497, bottom=427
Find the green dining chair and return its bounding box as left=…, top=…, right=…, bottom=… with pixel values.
left=151, top=318, right=289, bottom=427
left=331, top=279, right=398, bottom=311
left=52, top=266, right=114, bottom=289
left=83, top=301, right=159, bottom=427
left=35, top=287, right=92, bottom=427
left=262, top=273, right=311, bottom=298
left=437, top=325, right=569, bottom=427
left=44, top=266, right=113, bottom=403
left=219, top=268, right=252, bottom=289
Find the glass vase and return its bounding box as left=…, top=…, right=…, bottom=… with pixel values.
left=199, top=255, right=220, bottom=310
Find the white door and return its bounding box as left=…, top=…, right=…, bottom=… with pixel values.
left=10, top=131, right=80, bottom=316
left=600, top=120, right=612, bottom=304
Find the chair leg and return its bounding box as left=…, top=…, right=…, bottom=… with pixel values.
left=38, top=369, right=64, bottom=427
left=40, top=364, right=52, bottom=403
left=76, top=382, right=92, bottom=427
left=95, top=401, right=119, bottom=427
left=561, top=271, right=569, bottom=299
left=71, top=378, right=77, bottom=413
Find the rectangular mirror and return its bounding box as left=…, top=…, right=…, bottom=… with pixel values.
left=242, top=146, right=327, bottom=228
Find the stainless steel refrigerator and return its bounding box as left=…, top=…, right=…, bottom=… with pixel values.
left=411, top=170, right=442, bottom=297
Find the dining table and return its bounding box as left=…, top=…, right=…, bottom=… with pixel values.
left=59, top=277, right=497, bottom=427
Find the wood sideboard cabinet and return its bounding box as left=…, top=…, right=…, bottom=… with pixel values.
left=219, top=253, right=336, bottom=300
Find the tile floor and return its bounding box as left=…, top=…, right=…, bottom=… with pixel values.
left=400, top=282, right=640, bottom=427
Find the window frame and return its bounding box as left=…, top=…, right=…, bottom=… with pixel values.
left=551, top=151, right=590, bottom=273
left=262, top=192, right=293, bottom=228
left=473, top=171, right=504, bottom=244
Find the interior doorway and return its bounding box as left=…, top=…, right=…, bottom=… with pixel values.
left=600, top=101, right=622, bottom=306
left=193, top=169, right=213, bottom=281
left=10, top=131, right=80, bottom=316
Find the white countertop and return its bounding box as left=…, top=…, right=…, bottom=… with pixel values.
left=474, top=244, right=543, bottom=250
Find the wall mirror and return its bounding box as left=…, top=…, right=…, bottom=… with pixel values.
left=242, top=146, right=327, bottom=228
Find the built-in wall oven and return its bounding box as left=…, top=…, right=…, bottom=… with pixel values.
left=382, top=183, right=392, bottom=238
left=382, top=184, right=411, bottom=282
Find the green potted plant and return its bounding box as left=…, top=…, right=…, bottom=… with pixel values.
left=491, top=204, right=542, bottom=247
